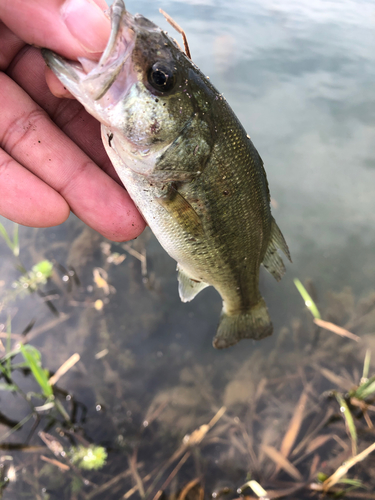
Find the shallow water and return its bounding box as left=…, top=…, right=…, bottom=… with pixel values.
left=1, top=0, right=375, bottom=498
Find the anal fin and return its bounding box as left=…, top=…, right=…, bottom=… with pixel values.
left=262, top=217, right=292, bottom=282
left=177, top=266, right=209, bottom=302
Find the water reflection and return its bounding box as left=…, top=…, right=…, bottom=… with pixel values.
left=1, top=0, right=375, bottom=498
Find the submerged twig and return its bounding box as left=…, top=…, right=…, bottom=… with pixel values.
left=129, top=452, right=145, bottom=498
left=262, top=445, right=303, bottom=481
left=145, top=407, right=226, bottom=498
left=40, top=455, right=70, bottom=471
left=314, top=318, right=360, bottom=342
left=49, top=353, right=80, bottom=386
left=123, top=244, right=147, bottom=278
left=178, top=478, right=201, bottom=500
left=153, top=451, right=191, bottom=500
left=86, top=466, right=138, bottom=500
left=123, top=471, right=153, bottom=499
left=279, top=391, right=308, bottom=461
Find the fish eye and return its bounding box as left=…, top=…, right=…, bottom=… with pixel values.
left=148, top=63, right=176, bottom=93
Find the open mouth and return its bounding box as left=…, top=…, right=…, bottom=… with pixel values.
left=42, top=0, right=136, bottom=109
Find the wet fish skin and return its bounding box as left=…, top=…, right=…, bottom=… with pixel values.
left=42, top=0, right=291, bottom=349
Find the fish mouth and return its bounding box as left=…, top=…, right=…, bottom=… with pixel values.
left=42, top=0, right=137, bottom=121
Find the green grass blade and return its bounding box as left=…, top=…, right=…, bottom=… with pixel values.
left=0, top=362, right=12, bottom=380
left=0, top=345, right=22, bottom=363
left=12, top=224, right=19, bottom=257
left=0, top=413, right=33, bottom=441
left=293, top=278, right=321, bottom=319
left=0, top=382, right=18, bottom=391
left=362, top=349, right=371, bottom=382
left=354, top=375, right=375, bottom=400
left=337, top=478, right=364, bottom=488
left=335, top=393, right=357, bottom=455
left=6, top=315, right=12, bottom=376
left=0, top=222, right=14, bottom=252
left=54, top=399, right=71, bottom=422
left=20, top=345, right=53, bottom=398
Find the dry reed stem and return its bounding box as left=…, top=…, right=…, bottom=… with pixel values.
left=305, top=434, right=334, bottom=454
left=308, top=453, right=320, bottom=479
left=178, top=477, right=200, bottom=500
left=159, top=9, right=192, bottom=59
left=291, top=407, right=335, bottom=457
left=144, top=401, right=169, bottom=428
left=49, top=353, right=80, bottom=386
left=314, top=318, right=360, bottom=342
left=265, top=483, right=306, bottom=499
left=279, top=391, right=308, bottom=460
left=1, top=314, right=70, bottom=343
left=0, top=332, right=22, bottom=341
left=123, top=244, right=147, bottom=277
left=152, top=452, right=191, bottom=500
left=146, top=407, right=226, bottom=498
left=262, top=445, right=303, bottom=481
left=332, top=434, right=350, bottom=453
left=322, top=441, right=375, bottom=491
left=129, top=453, right=145, bottom=498
left=184, top=406, right=226, bottom=446
left=351, top=398, right=374, bottom=429
left=293, top=434, right=335, bottom=468
left=122, top=472, right=153, bottom=499
left=314, top=365, right=353, bottom=391
left=38, top=432, right=64, bottom=457
left=86, top=467, right=136, bottom=500
left=235, top=482, right=305, bottom=500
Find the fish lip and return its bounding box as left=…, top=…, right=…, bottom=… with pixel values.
left=42, top=0, right=136, bottom=104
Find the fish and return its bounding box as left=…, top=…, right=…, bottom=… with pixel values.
left=42, top=0, right=291, bottom=349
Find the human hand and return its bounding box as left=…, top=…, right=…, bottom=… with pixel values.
left=0, top=0, right=146, bottom=241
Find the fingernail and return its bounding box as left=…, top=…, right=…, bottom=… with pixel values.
left=61, top=0, right=110, bottom=53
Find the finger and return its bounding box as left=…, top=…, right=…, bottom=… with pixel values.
left=0, top=149, right=70, bottom=227
left=45, top=67, right=75, bottom=99
left=0, top=0, right=110, bottom=60
left=7, top=46, right=120, bottom=183
left=0, top=21, right=25, bottom=71
left=0, top=72, right=146, bottom=241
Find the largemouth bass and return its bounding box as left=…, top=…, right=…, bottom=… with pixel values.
left=42, top=0, right=291, bottom=349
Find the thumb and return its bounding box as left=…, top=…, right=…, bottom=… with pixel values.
left=0, top=0, right=110, bottom=60
left=61, top=0, right=110, bottom=56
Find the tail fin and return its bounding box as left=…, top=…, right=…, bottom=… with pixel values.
left=213, top=298, right=273, bottom=349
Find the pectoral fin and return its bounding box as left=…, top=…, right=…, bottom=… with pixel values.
left=262, top=218, right=292, bottom=282
left=177, top=266, right=209, bottom=302
left=157, top=184, right=204, bottom=237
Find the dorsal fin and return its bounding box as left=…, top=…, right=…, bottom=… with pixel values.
left=262, top=218, right=291, bottom=282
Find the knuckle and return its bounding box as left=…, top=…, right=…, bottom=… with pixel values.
left=1, top=106, right=47, bottom=158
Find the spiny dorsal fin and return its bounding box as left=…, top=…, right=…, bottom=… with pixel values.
left=262, top=218, right=291, bottom=282
left=177, top=265, right=209, bottom=302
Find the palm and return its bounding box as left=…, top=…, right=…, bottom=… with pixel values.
left=0, top=0, right=145, bottom=241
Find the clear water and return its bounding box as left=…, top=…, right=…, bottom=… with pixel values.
left=1, top=0, right=375, bottom=498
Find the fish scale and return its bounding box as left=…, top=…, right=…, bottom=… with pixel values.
left=42, top=0, right=291, bottom=349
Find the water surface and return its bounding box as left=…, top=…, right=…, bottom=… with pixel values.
left=1, top=0, right=375, bottom=498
